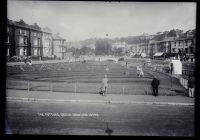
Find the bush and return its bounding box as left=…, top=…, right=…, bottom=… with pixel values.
left=118, top=57, right=124, bottom=61
left=7, top=56, right=26, bottom=62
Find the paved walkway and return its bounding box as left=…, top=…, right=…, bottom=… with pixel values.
left=6, top=89, right=194, bottom=106
left=7, top=59, right=70, bottom=66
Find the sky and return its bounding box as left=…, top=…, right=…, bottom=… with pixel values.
left=7, top=1, right=196, bottom=42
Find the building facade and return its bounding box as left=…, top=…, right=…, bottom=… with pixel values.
left=42, top=27, right=53, bottom=57
left=148, top=36, right=195, bottom=58
left=29, top=23, right=43, bottom=58
left=6, top=19, right=14, bottom=58
left=52, top=33, right=66, bottom=59
left=138, top=43, right=148, bottom=55
left=170, top=37, right=195, bottom=54
left=14, top=19, right=30, bottom=57
left=6, top=19, right=45, bottom=59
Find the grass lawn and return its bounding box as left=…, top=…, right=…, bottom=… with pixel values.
left=6, top=60, right=187, bottom=96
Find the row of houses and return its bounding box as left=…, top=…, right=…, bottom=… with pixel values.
left=112, top=34, right=195, bottom=59
left=148, top=36, right=195, bottom=57
left=6, top=19, right=67, bottom=60
left=6, top=18, right=195, bottom=61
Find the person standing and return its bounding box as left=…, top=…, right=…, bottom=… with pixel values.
left=137, top=65, right=140, bottom=76
left=139, top=66, right=144, bottom=77
left=125, top=62, right=128, bottom=68
left=151, top=76, right=160, bottom=96
left=170, top=62, right=173, bottom=74
left=106, top=66, right=109, bottom=72
left=102, top=75, right=108, bottom=96
left=188, top=76, right=195, bottom=97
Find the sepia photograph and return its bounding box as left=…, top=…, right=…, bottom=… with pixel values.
left=5, top=0, right=196, bottom=136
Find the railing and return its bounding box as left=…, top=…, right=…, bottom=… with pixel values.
left=146, top=63, right=194, bottom=90
left=7, top=79, right=176, bottom=96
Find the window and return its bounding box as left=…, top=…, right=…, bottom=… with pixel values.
left=190, top=47, right=193, bottom=53
left=185, top=48, right=188, bottom=53
left=7, top=48, right=10, bottom=56
left=34, top=49, right=38, bottom=56
left=24, top=37, right=28, bottom=45
left=19, top=29, right=22, bottom=34
left=34, top=32, right=37, bottom=36
left=19, top=48, right=23, bottom=56
left=7, top=27, right=9, bottom=33
left=185, top=40, right=188, bottom=46
left=38, top=38, right=41, bottom=47
left=38, top=49, right=40, bottom=56
left=34, top=39, right=37, bottom=46
left=23, top=48, right=27, bottom=56
left=24, top=31, right=27, bottom=36
left=174, top=42, right=176, bottom=46
left=19, top=36, right=23, bottom=44
left=7, top=36, right=10, bottom=43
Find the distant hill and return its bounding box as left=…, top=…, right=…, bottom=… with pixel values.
left=66, top=29, right=195, bottom=49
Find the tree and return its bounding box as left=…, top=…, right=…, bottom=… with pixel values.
left=113, top=47, right=123, bottom=56
left=167, top=29, right=177, bottom=37
left=156, top=32, right=162, bottom=35
left=153, top=33, right=165, bottom=41
left=94, top=39, right=112, bottom=55
left=73, top=48, right=81, bottom=58
left=80, top=46, right=94, bottom=55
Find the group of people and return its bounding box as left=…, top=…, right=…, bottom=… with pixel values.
left=99, top=62, right=194, bottom=98
left=99, top=74, right=160, bottom=97
left=99, top=64, right=159, bottom=97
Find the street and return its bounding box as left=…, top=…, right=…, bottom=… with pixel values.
left=6, top=100, right=194, bottom=136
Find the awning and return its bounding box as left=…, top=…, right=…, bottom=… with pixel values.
left=153, top=52, right=164, bottom=57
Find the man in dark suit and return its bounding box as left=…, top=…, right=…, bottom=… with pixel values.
left=151, top=76, right=160, bottom=96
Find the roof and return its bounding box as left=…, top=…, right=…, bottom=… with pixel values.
left=42, top=27, right=52, bottom=34
left=150, top=36, right=195, bottom=45
left=149, top=40, right=157, bottom=44
left=29, top=23, right=42, bottom=31
left=172, top=37, right=194, bottom=41
left=153, top=52, right=164, bottom=57
left=14, top=20, right=30, bottom=29
left=52, top=33, right=66, bottom=40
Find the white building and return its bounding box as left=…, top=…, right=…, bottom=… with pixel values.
left=52, top=33, right=66, bottom=59
left=112, top=41, right=126, bottom=49
left=42, top=27, right=53, bottom=57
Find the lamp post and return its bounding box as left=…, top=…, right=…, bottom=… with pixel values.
left=170, top=62, right=173, bottom=91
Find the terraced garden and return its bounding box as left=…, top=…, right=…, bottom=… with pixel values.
left=6, top=60, right=187, bottom=96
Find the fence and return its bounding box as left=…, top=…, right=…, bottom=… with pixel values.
left=6, top=79, right=186, bottom=96
left=5, top=80, right=155, bottom=96
left=148, top=64, right=191, bottom=91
